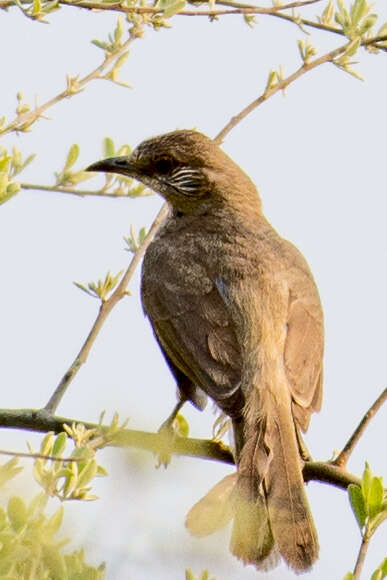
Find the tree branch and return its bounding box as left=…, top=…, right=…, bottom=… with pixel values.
left=0, top=407, right=362, bottom=490
left=2, top=0, right=386, bottom=55
left=0, top=0, right=322, bottom=15
left=44, top=203, right=169, bottom=413
left=0, top=33, right=135, bottom=136
left=20, top=182, right=143, bottom=198
left=333, top=387, right=387, bottom=468
left=353, top=536, right=370, bottom=580
left=215, top=40, right=357, bottom=143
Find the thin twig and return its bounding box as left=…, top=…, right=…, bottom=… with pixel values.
left=20, top=182, right=145, bottom=198
left=0, top=0, right=321, bottom=13
left=0, top=407, right=364, bottom=490
left=0, top=448, right=81, bottom=462
left=44, top=203, right=169, bottom=414
left=353, top=536, right=370, bottom=580
left=3, top=0, right=386, bottom=53
left=334, top=387, right=387, bottom=467
left=215, top=41, right=349, bottom=142
left=218, top=0, right=322, bottom=10
left=0, top=35, right=134, bottom=136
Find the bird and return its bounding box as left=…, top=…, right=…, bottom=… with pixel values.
left=86, top=129, right=324, bottom=573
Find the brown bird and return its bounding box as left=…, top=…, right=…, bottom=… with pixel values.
left=87, top=130, right=324, bottom=573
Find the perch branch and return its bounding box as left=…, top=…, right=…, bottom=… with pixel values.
left=0, top=407, right=362, bottom=490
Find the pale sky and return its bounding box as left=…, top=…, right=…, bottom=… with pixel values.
left=1, top=2, right=387, bottom=578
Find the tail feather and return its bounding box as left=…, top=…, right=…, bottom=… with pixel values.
left=230, top=494, right=279, bottom=570
left=265, top=411, right=318, bottom=571
left=232, top=397, right=318, bottom=572
left=186, top=394, right=318, bottom=573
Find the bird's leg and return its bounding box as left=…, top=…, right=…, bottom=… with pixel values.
left=156, top=396, right=187, bottom=468
left=295, top=426, right=312, bottom=462
left=158, top=396, right=187, bottom=434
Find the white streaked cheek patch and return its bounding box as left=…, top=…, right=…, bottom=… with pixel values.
left=167, top=167, right=206, bottom=197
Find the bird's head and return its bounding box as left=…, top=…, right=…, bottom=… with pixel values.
left=87, top=129, right=261, bottom=215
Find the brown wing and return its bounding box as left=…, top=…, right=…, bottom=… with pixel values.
left=151, top=331, right=208, bottom=411
left=284, top=292, right=324, bottom=432
left=142, top=260, right=245, bottom=417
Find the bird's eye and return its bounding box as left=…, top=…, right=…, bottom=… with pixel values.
left=154, top=156, right=175, bottom=174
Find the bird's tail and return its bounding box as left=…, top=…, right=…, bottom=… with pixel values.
left=231, top=392, right=319, bottom=572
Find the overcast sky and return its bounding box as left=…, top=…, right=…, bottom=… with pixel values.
left=1, top=1, right=387, bottom=578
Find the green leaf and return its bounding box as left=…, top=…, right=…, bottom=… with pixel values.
left=64, top=144, right=80, bottom=171
left=40, top=432, right=55, bottom=456
left=350, top=0, right=366, bottom=26
left=0, top=458, right=23, bottom=487
left=7, top=496, right=28, bottom=532
left=361, top=462, right=372, bottom=502
left=92, top=39, right=109, bottom=51
left=114, top=15, right=124, bottom=44
left=343, top=573, right=354, bottom=580
left=359, top=13, right=377, bottom=34
left=20, top=152, right=36, bottom=173
left=348, top=484, right=366, bottom=528
left=104, top=137, right=115, bottom=158
left=368, top=476, right=384, bottom=519
left=77, top=460, right=98, bottom=488
left=52, top=432, right=67, bottom=457
left=335, top=0, right=350, bottom=30
left=96, top=465, right=108, bottom=476
left=0, top=157, right=11, bottom=173
left=320, top=0, right=334, bottom=24
left=163, top=0, right=186, bottom=17
left=138, top=226, right=147, bottom=244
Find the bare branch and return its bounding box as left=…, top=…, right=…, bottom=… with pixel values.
left=43, top=204, right=169, bottom=414
left=333, top=387, right=387, bottom=468
left=215, top=41, right=355, bottom=143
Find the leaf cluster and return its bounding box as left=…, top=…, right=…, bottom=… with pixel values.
left=32, top=429, right=108, bottom=502
left=0, top=455, right=105, bottom=579
left=344, top=462, right=387, bottom=579
left=348, top=462, right=386, bottom=539
left=74, top=270, right=124, bottom=301
left=0, top=146, right=35, bottom=205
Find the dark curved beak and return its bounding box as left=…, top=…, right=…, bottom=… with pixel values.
left=86, top=156, right=137, bottom=177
